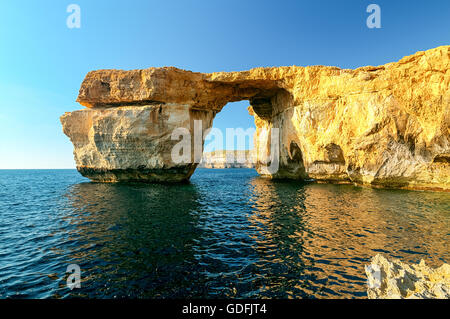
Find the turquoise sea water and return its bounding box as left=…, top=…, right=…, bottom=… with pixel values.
left=0, top=169, right=448, bottom=298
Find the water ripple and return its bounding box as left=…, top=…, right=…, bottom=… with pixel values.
left=0, top=169, right=449, bottom=298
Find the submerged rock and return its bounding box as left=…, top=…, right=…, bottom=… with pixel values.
left=365, top=254, right=450, bottom=299
left=61, top=46, right=450, bottom=189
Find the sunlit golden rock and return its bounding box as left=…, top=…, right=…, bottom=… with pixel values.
left=61, top=104, right=214, bottom=182
left=62, top=46, right=449, bottom=188
left=365, top=254, right=450, bottom=299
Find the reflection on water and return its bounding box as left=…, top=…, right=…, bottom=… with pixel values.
left=62, top=182, right=204, bottom=298
left=248, top=179, right=449, bottom=297
left=0, top=169, right=448, bottom=298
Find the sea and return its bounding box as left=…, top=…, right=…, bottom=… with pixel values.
left=0, top=168, right=448, bottom=298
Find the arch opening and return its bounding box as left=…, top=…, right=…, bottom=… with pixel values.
left=198, top=101, right=256, bottom=169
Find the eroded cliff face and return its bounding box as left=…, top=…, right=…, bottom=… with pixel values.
left=61, top=46, right=450, bottom=189
left=61, top=104, right=214, bottom=182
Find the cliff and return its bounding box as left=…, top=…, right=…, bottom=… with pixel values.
left=198, top=150, right=255, bottom=168
left=61, top=46, right=449, bottom=189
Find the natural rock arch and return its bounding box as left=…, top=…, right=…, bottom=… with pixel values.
left=61, top=46, right=450, bottom=190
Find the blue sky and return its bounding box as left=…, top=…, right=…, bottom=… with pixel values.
left=0, top=0, right=449, bottom=168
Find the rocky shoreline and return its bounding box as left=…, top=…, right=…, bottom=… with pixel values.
left=365, top=254, right=450, bottom=299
